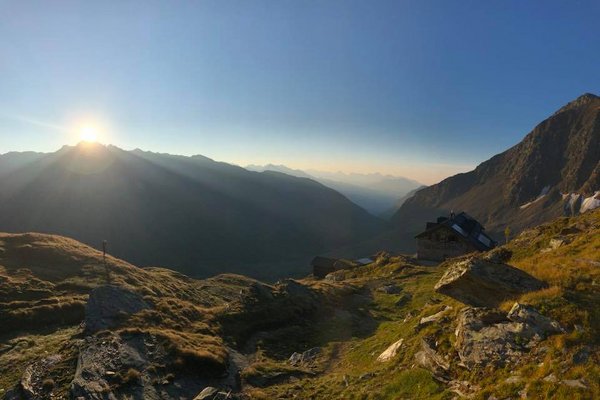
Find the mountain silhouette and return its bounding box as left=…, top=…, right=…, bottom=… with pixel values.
left=0, top=143, right=383, bottom=279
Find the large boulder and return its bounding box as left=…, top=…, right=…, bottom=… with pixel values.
left=455, top=304, right=563, bottom=369
left=434, top=256, right=546, bottom=307
left=85, top=285, right=150, bottom=333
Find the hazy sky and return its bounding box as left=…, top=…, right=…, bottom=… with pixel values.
left=1, top=1, right=599, bottom=184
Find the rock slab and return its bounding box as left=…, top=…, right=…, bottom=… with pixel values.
left=85, top=285, right=150, bottom=333
left=434, top=256, right=546, bottom=307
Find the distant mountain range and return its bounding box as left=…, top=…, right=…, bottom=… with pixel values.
left=0, top=144, right=384, bottom=279
left=392, top=93, right=600, bottom=241
left=245, top=164, right=423, bottom=216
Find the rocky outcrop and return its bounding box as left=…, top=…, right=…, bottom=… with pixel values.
left=85, top=285, right=150, bottom=333
left=434, top=256, right=546, bottom=307
left=71, top=332, right=157, bottom=399
left=455, top=304, right=563, bottom=369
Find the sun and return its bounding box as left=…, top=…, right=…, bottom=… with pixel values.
left=79, top=125, right=99, bottom=143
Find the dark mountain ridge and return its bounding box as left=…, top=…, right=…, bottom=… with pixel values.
left=0, top=144, right=384, bottom=279
left=392, top=93, right=600, bottom=239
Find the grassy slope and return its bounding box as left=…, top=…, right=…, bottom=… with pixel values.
left=0, top=209, right=598, bottom=399
left=251, top=209, right=600, bottom=399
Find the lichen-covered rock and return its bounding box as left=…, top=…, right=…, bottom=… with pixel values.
left=507, top=303, right=564, bottom=337
left=455, top=307, right=524, bottom=369
left=455, top=304, right=563, bottom=369
left=85, top=285, right=150, bottom=333
left=434, top=256, right=546, bottom=307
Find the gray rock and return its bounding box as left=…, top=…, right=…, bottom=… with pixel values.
left=395, top=293, right=412, bottom=307
left=483, top=247, right=512, bottom=264
left=288, top=347, right=321, bottom=366
left=414, top=338, right=449, bottom=379
left=377, top=284, right=402, bottom=294
left=419, top=306, right=452, bottom=327
left=507, top=303, right=564, bottom=337
left=549, top=236, right=571, bottom=250
left=448, top=380, right=480, bottom=398
left=561, top=379, right=588, bottom=389
left=358, top=372, right=374, bottom=381
left=434, top=256, right=547, bottom=307
left=18, top=355, right=62, bottom=399
left=85, top=285, right=151, bottom=333
left=572, top=347, right=591, bottom=364
left=455, top=304, right=563, bottom=370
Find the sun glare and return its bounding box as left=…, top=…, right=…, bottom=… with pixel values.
left=79, top=125, right=99, bottom=143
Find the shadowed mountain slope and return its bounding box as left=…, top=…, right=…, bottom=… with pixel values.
left=246, top=165, right=423, bottom=216
left=392, top=93, right=600, bottom=241
left=0, top=144, right=383, bottom=279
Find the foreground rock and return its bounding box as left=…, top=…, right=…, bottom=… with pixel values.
left=434, top=255, right=546, bottom=307
left=455, top=304, right=563, bottom=369
left=85, top=285, right=151, bottom=333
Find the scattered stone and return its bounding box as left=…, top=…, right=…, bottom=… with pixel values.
left=561, top=379, right=588, bottom=389
left=419, top=306, right=452, bottom=326
left=543, top=374, right=557, bottom=383
left=288, top=347, right=321, bottom=366
left=358, top=372, right=374, bottom=381
left=395, top=293, right=412, bottom=307
left=84, top=285, right=151, bottom=333
left=505, top=376, right=522, bottom=384
left=194, top=387, right=219, bottom=400
left=377, top=284, right=401, bottom=294
left=414, top=338, right=449, bottom=379
left=448, top=380, right=480, bottom=398
left=549, top=236, right=571, bottom=250
left=507, top=303, right=564, bottom=337
left=377, top=339, right=404, bottom=362
left=434, top=256, right=547, bottom=307
left=572, top=347, right=591, bottom=364
left=18, top=355, right=63, bottom=399
left=325, top=270, right=346, bottom=282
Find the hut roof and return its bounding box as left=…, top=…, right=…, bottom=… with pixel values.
left=415, top=212, right=496, bottom=251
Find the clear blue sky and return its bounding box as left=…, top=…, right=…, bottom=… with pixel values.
left=1, top=0, right=599, bottom=183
